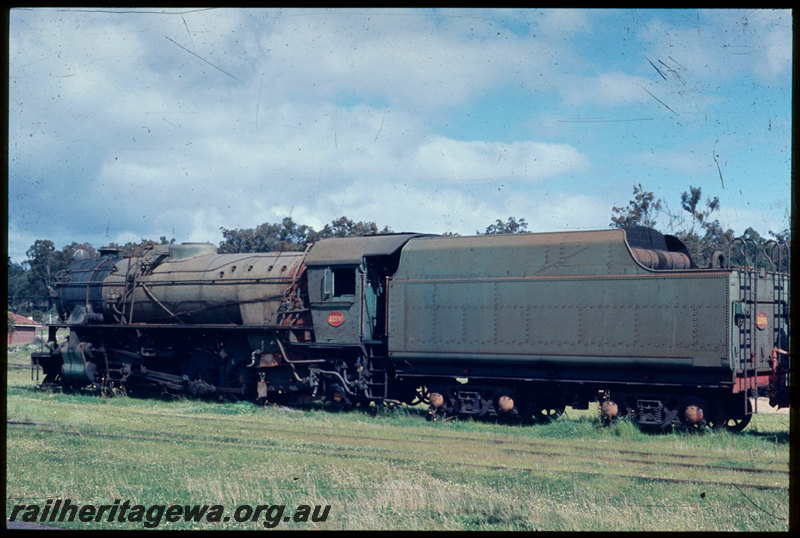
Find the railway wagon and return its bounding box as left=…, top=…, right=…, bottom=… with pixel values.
left=386, top=228, right=790, bottom=430
left=31, top=226, right=790, bottom=431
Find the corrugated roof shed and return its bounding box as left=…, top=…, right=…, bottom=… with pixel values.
left=8, top=312, right=42, bottom=327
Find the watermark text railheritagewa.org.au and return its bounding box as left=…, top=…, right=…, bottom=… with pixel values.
left=8, top=499, right=331, bottom=529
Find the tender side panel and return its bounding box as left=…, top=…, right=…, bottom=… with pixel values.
left=388, top=232, right=732, bottom=374
left=389, top=274, right=730, bottom=369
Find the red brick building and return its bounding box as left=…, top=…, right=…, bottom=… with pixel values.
left=7, top=312, right=43, bottom=346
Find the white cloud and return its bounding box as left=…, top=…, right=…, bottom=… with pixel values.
left=630, top=147, right=711, bottom=176
left=240, top=9, right=558, bottom=110
left=85, top=105, right=591, bottom=244
left=718, top=206, right=789, bottom=237
left=532, top=8, right=593, bottom=38
left=409, top=137, right=590, bottom=182
left=562, top=71, right=652, bottom=108
left=756, top=15, right=793, bottom=81
left=526, top=192, right=611, bottom=231
left=315, top=179, right=609, bottom=237
left=6, top=8, right=790, bottom=263
left=636, top=9, right=792, bottom=86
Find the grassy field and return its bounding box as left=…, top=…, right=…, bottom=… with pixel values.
left=5, top=344, right=791, bottom=531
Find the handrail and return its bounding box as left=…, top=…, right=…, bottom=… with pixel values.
left=763, top=240, right=790, bottom=274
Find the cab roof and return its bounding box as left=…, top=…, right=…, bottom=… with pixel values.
left=304, top=233, right=428, bottom=266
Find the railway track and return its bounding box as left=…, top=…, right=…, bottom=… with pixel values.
left=92, top=405, right=793, bottom=469
left=7, top=418, right=788, bottom=493
left=6, top=382, right=789, bottom=466
left=6, top=383, right=789, bottom=465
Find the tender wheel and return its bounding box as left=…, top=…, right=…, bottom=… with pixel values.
left=721, top=413, right=752, bottom=433
left=707, top=397, right=752, bottom=432
left=533, top=404, right=565, bottom=423
left=409, top=386, right=430, bottom=406
left=427, top=407, right=447, bottom=422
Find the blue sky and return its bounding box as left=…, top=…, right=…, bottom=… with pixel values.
left=7, top=8, right=792, bottom=262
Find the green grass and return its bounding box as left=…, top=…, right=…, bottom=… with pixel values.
left=5, top=347, right=791, bottom=531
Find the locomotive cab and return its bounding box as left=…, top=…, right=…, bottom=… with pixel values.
left=304, top=234, right=425, bottom=345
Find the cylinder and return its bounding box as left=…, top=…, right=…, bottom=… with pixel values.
left=631, top=247, right=691, bottom=270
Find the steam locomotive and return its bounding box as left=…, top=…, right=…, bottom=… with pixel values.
left=32, top=226, right=790, bottom=431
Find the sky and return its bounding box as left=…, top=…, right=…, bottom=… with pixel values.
left=6, top=8, right=792, bottom=262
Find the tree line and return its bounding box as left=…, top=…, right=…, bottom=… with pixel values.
left=7, top=215, right=523, bottom=318
left=610, top=184, right=789, bottom=270
left=7, top=190, right=789, bottom=321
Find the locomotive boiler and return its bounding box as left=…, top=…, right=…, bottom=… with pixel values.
left=32, top=226, right=790, bottom=431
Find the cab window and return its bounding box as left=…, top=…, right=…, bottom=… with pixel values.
left=332, top=267, right=356, bottom=297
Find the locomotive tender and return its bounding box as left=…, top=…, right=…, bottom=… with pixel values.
left=32, top=226, right=790, bottom=431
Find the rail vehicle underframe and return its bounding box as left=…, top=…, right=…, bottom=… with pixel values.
left=31, top=324, right=388, bottom=406
left=390, top=360, right=767, bottom=431
left=32, top=323, right=783, bottom=432
left=30, top=306, right=788, bottom=433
